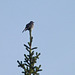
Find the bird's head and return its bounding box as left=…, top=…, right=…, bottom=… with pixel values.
left=30, top=21, right=34, bottom=24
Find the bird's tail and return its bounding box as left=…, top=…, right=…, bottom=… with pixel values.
left=22, top=28, right=27, bottom=33
left=22, top=29, right=25, bottom=33
left=25, top=28, right=27, bottom=31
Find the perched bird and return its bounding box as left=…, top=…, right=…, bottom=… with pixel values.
left=22, top=21, right=34, bottom=33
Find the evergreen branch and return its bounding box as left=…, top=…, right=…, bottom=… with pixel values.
left=17, top=60, right=25, bottom=69
left=24, top=44, right=30, bottom=49
left=26, top=48, right=30, bottom=52
left=31, top=47, right=38, bottom=50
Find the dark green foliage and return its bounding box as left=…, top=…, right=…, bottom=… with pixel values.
left=17, top=29, right=42, bottom=75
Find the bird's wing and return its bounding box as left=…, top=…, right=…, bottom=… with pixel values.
left=25, top=23, right=30, bottom=29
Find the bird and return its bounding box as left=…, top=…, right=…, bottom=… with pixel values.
left=22, top=21, right=34, bottom=33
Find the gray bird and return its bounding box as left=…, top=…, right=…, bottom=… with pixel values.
left=22, top=21, right=34, bottom=33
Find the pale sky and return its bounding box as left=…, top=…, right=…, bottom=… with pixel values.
left=0, top=0, right=75, bottom=75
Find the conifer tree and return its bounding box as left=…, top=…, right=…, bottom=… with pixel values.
left=17, top=22, right=42, bottom=75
